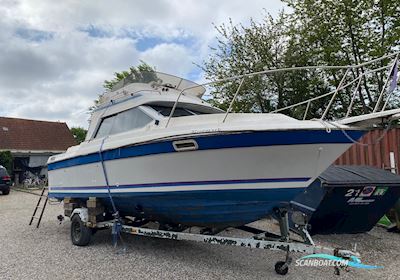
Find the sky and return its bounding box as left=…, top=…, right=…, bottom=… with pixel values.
left=0, top=0, right=285, bottom=128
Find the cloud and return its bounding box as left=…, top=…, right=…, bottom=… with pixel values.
left=0, top=0, right=285, bottom=128
left=140, top=43, right=195, bottom=77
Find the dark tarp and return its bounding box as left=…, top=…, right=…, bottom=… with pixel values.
left=291, top=165, right=400, bottom=235
left=318, top=165, right=400, bottom=186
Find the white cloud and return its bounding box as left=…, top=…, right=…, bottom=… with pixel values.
left=0, top=0, right=285, bottom=128
left=140, top=43, right=195, bottom=77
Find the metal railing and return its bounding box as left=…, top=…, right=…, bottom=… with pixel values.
left=165, top=51, right=400, bottom=127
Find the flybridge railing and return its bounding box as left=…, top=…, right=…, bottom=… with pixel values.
left=165, top=51, right=400, bottom=127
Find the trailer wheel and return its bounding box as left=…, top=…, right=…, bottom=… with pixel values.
left=71, top=214, right=92, bottom=246
left=275, top=261, right=289, bottom=275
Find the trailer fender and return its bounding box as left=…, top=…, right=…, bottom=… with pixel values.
left=71, top=208, right=89, bottom=223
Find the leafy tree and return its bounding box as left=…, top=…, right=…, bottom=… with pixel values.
left=284, top=0, right=400, bottom=113
left=200, top=13, right=337, bottom=118
left=0, top=151, right=12, bottom=174
left=70, top=127, right=87, bottom=143
left=90, top=61, right=157, bottom=111
left=202, top=0, right=400, bottom=119
left=103, top=61, right=158, bottom=91
left=201, top=15, right=291, bottom=114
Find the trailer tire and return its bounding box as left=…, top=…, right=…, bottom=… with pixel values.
left=275, top=261, right=289, bottom=275
left=71, top=214, right=92, bottom=246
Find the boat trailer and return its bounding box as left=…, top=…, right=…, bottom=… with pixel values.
left=68, top=205, right=358, bottom=276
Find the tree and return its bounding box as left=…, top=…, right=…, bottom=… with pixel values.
left=0, top=151, right=12, bottom=174
left=202, top=0, right=400, bottom=119
left=70, top=127, right=87, bottom=143
left=201, top=15, right=292, bottom=114
left=103, top=61, right=158, bottom=91
left=90, top=61, right=157, bottom=111
left=201, top=13, right=335, bottom=118
left=284, top=0, right=400, bottom=112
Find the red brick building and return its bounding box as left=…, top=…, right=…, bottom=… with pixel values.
left=0, top=117, right=77, bottom=184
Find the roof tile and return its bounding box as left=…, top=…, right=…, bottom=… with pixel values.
left=0, top=117, right=77, bottom=151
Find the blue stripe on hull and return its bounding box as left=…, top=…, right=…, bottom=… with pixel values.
left=49, top=188, right=305, bottom=227
left=48, top=130, right=365, bottom=171
left=49, top=177, right=310, bottom=191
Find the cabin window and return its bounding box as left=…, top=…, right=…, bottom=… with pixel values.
left=148, top=105, right=207, bottom=117
left=111, top=107, right=153, bottom=135
left=95, top=115, right=115, bottom=139
left=94, top=107, right=153, bottom=139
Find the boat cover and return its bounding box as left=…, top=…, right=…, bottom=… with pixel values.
left=291, top=165, right=400, bottom=234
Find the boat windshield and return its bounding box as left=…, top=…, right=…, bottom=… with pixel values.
left=94, top=107, right=153, bottom=139
left=111, top=71, right=206, bottom=97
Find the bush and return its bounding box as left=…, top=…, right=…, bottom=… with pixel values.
left=0, top=151, right=12, bottom=174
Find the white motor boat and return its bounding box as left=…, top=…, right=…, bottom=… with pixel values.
left=48, top=54, right=400, bottom=228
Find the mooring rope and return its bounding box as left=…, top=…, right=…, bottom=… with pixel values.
left=98, top=137, right=119, bottom=217
left=98, top=137, right=126, bottom=251
left=325, top=120, right=395, bottom=147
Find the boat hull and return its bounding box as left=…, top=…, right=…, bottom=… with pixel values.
left=48, top=130, right=364, bottom=227
left=80, top=188, right=305, bottom=227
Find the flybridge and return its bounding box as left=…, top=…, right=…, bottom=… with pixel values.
left=96, top=71, right=206, bottom=109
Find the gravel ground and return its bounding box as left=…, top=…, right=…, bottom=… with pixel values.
left=1, top=190, right=400, bottom=280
